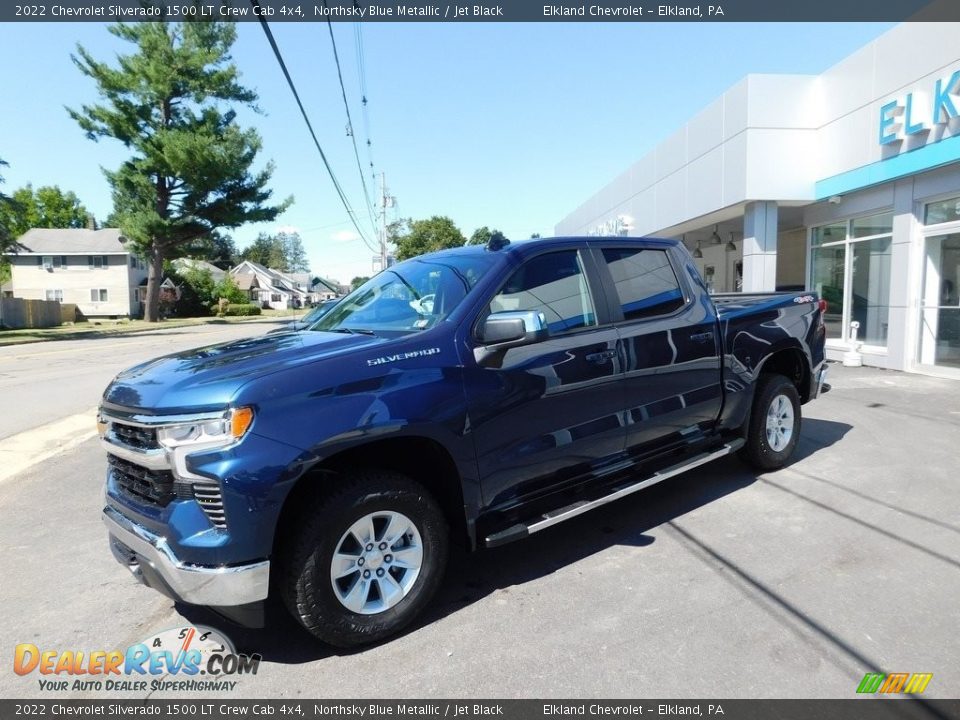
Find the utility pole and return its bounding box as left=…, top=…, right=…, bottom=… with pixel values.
left=377, top=172, right=394, bottom=273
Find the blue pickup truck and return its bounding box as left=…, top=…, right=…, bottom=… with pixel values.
left=99, top=236, right=827, bottom=647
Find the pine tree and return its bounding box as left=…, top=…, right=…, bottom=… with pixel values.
left=69, top=22, right=290, bottom=321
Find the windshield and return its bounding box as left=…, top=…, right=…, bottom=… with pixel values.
left=310, top=254, right=495, bottom=336
left=302, top=300, right=338, bottom=324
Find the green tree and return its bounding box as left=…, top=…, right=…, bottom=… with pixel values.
left=467, top=226, right=509, bottom=247
left=239, top=233, right=276, bottom=267
left=467, top=226, right=492, bottom=246
left=488, top=230, right=509, bottom=247
left=213, top=274, right=247, bottom=304
left=168, top=266, right=217, bottom=317
left=240, top=230, right=309, bottom=272
left=392, top=216, right=466, bottom=261
left=0, top=158, right=12, bottom=260
left=183, top=231, right=238, bottom=269
left=284, top=232, right=309, bottom=273
left=530, top=232, right=541, bottom=239
left=69, top=22, right=290, bottom=322
left=0, top=185, right=90, bottom=239
left=167, top=267, right=247, bottom=317
left=350, top=275, right=370, bottom=290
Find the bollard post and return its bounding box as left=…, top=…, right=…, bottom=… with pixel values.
left=842, top=320, right=863, bottom=367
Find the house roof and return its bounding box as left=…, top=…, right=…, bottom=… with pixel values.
left=15, top=228, right=131, bottom=255
left=172, top=258, right=227, bottom=277
left=233, top=274, right=260, bottom=291
left=311, top=276, right=341, bottom=293
left=137, top=277, right=178, bottom=288
left=231, top=260, right=305, bottom=295
left=280, top=271, right=311, bottom=287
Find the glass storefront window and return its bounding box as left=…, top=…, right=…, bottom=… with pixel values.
left=924, top=196, right=960, bottom=226
left=811, top=223, right=846, bottom=247
left=851, top=212, right=893, bottom=238
left=809, top=212, right=893, bottom=347
left=850, top=237, right=892, bottom=345
left=811, top=246, right=845, bottom=339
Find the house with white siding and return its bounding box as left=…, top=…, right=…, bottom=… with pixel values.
left=230, top=260, right=308, bottom=309
left=8, top=228, right=148, bottom=318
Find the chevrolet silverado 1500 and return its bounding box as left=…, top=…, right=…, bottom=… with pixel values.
left=99, top=236, right=828, bottom=647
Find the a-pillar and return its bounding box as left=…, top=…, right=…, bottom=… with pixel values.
left=741, top=201, right=778, bottom=292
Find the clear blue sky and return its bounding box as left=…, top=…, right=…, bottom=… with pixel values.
left=0, top=21, right=895, bottom=283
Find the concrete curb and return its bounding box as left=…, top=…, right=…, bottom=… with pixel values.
left=0, top=409, right=99, bottom=483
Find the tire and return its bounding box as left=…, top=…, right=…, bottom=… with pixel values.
left=278, top=469, right=449, bottom=648
left=739, top=373, right=801, bottom=471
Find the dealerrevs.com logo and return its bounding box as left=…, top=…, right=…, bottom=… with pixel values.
left=13, top=626, right=261, bottom=693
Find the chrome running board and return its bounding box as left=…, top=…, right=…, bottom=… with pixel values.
left=484, top=439, right=744, bottom=548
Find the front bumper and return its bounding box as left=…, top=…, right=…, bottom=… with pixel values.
left=103, top=505, right=270, bottom=607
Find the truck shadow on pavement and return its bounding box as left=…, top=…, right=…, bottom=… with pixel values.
left=178, top=418, right=852, bottom=664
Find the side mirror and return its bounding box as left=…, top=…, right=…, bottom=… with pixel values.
left=475, top=310, right=549, bottom=367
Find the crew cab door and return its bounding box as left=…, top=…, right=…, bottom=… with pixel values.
left=591, top=244, right=723, bottom=459
left=462, top=247, right=625, bottom=510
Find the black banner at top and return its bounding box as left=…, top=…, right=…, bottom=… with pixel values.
left=3, top=0, right=960, bottom=22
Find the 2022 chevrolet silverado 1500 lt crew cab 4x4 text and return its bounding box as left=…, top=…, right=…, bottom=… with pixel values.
left=98, top=236, right=828, bottom=647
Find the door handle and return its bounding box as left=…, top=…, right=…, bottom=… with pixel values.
left=690, top=331, right=714, bottom=343
left=585, top=349, right=617, bottom=364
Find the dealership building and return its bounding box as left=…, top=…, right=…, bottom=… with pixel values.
left=556, top=22, right=960, bottom=377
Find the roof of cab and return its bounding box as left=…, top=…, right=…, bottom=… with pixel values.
left=410, top=235, right=680, bottom=263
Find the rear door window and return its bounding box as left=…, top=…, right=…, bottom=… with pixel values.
left=601, top=248, right=685, bottom=320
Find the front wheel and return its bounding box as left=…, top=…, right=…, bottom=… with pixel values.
left=739, top=373, right=801, bottom=471
left=279, top=469, right=449, bottom=648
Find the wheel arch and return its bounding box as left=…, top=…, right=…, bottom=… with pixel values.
left=755, top=343, right=812, bottom=403
left=272, top=434, right=472, bottom=560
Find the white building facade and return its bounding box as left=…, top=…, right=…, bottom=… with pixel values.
left=556, top=22, right=960, bottom=377
left=9, top=228, right=148, bottom=318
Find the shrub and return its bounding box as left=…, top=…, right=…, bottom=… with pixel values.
left=223, top=303, right=261, bottom=316
left=213, top=276, right=248, bottom=305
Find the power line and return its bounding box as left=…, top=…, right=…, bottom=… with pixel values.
left=322, top=7, right=378, bottom=238
left=353, top=22, right=376, bottom=183
left=249, top=0, right=378, bottom=255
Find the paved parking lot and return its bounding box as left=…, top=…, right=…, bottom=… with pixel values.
left=0, top=319, right=291, bottom=440
left=1, top=363, right=958, bottom=699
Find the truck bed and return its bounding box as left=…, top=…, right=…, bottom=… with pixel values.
left=710, top=291, right=817, bottom=321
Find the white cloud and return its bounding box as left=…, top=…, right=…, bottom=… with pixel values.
left=331, top=230, right=359, bottom=243
left=276, top=225, right=301, bottom=234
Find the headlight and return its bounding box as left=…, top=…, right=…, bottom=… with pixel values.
left=157, top=407, right=254, bottom=450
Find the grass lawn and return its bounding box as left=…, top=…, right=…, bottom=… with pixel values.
left=0, top=308, right=303, bottom=346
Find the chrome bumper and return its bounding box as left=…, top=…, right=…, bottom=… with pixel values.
left=102, top=505, right=269, bottom=607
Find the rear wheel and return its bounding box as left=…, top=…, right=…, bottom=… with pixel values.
left=739, top=373, right=801, bottom=471
left=279, top=469, right=448, bottom=647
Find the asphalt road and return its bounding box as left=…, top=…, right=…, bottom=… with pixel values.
left=1, top=364, right=958, bottom=699
left=0, top=319, right=291, bottom=440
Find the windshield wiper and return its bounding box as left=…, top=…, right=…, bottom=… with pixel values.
left=329, top=327, right=377, bottom=336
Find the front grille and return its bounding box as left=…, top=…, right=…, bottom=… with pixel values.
left=111, top=423, right=159, bottom=450
left=109, top=454, right=175, bottom=507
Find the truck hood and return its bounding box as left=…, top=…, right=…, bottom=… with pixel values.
left=102, top=330, right=384, bottom=414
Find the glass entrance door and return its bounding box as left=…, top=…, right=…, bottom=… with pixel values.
left=919, top=233, right=960, bottom=369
